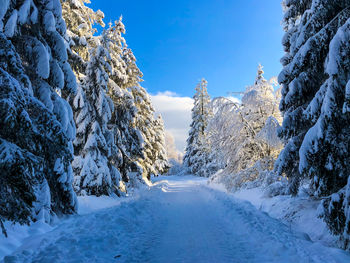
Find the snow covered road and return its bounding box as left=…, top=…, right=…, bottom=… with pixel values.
left=2, top=176, right=350, bottom=263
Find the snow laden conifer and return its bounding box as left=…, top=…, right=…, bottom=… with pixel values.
left=62, top=1, right=123, bottom=195
left=276, top=0, right=350, bottom=196
left=276, top=0, right=350, bottom=249
left=61, top=0, right=104, bottom=71
left=152, top=115, right=170, bottom=175
left=122, top=47, right=168, bottom=181
left=311, top=18, right=350, bottom=251
left=0, top=0, right=78, bottom=231
left=183, top=79, right=213, bottom=177
left=103, top=20, right=145, bottom=188
left=72, top=35, right=116, bottom=196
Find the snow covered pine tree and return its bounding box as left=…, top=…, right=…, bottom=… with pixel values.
left=103, top=19, right=146, bottom=190
left=152, top=115, right=170, bottom=175
left=0, top=0, right=78, bottom=234
left=183, top=79, right=213, bottom=177
left=124, top=47, right=169, bottom=181
left=62, top=2, right=129, bottom=195
left=72, top=33, right=117, bottom=196
left=277, top=0, right=350, bottom=249
left=208, top=66, right=282, bottom=190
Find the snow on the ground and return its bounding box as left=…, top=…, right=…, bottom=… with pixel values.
left=215, top=185, right=338, bottom=247
left=0, top=194, right=128, bottom=261
left=77, top=195, right=125, bottom=215
left=2, top=175, right=350, bottom=263
left=0, top=220, right=53, bottom=260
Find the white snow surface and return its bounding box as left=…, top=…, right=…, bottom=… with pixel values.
left=230, top=187, right=338, bottom=247
left=1, top=176, right=350, bottom=262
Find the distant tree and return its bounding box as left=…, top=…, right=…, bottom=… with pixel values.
left=165, top=131, right=183, bottom=163
left=183, top=79, right=213, bottom=177
left=152, top=115, right=170, bottom=176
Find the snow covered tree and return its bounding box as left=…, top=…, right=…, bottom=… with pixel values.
left=165, top=131, right=183, bottom=163
left=208, top=66, right=282, bottom=190
left=183, top=79, right=213, bottom=177
left=122, top=46, right=166, bottom=181
left=0, top=33, right=46, bottom=236
left=62, top=1, right=124, bottom=195
left=103, top=19, right=145, bottom=189
left=152, top=115, right=170, bottom=176
left=130, top=84, right=158, bottom=181
left=72, top=39, right=116, bottom=196
left=0, top=0, right=78, bottom=232
left=313, top=18, right=350, bottom=250
left=276, top=0, right=350, bottom=249
left=276, top=0, right=350, bottom=196
left=61, top=0, right=104, bottom=72
left=234, top=65, right=281, bottom=172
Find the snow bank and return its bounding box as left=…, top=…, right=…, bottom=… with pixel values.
left=213, top=185, right=338, bottom=247
left=0, top=219, right=52, bottom=260
left=77, top=195, right=124, bottom=215
left=0, top=194, right=127, bottom=260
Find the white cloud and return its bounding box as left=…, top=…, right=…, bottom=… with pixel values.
left=156, top=91, right=179, bottom=97
left=151, top=91, right=193, bottom=153
left=150, top=91, right=241, bottom=154
left=226, top=96, right=241, bottom=104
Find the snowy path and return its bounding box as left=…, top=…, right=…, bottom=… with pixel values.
left=3, top=176, right=350, bottom=263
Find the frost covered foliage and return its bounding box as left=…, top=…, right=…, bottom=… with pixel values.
left=72, top=38, right=118, bottom=196
left=63, top=7, right=130, bottom=195
left=61, top=0, right=104, bottom=67
left=124, top=48, right=169, bottom=180
left=152, top=115, right=170, bottom=175
left=0, top=0, right=77, bottom=234
left=105, top=21, right=150, bottom=186
left=276, top=0, right=350, bottom=196
left=183, top=79, right=215, bottom=177
left=164, top=132, right=183, bottom=176
left=62, top=1, right=168, bottom=192
left=276, top=0, right=350, bottom=249
left=209, top=66, right=282, bottom=191
left=165, top=132, right=183, bottom=163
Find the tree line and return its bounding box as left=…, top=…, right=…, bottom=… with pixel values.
left=185, top=0, right=350, bottom=250
left=0, top=0, right=169, bottom=237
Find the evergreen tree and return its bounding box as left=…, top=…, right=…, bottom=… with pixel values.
left=72, top=39, right=116, bottom=196
left=152, top=115, right=170, bottom=176
left=62, top=1, right=123, bottom=195
left=276, top=0, right=350, bottom=196
left=103, top=20, right=144, bottom=188
left=183, top=79, right=213, bottom=177
left=313, top=18, right=350, bottom=250
left=61, top=0, right=105, bottom=72
left=122, top=47, right=163, bottom=181
left=277, top=0, right=350, bottom=249
left=0, top=0, right=78, bottom=233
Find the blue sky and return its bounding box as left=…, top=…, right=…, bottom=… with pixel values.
left=89, top=0, right=284, bottom=98
left=88, top=0, right=285, bottom=152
